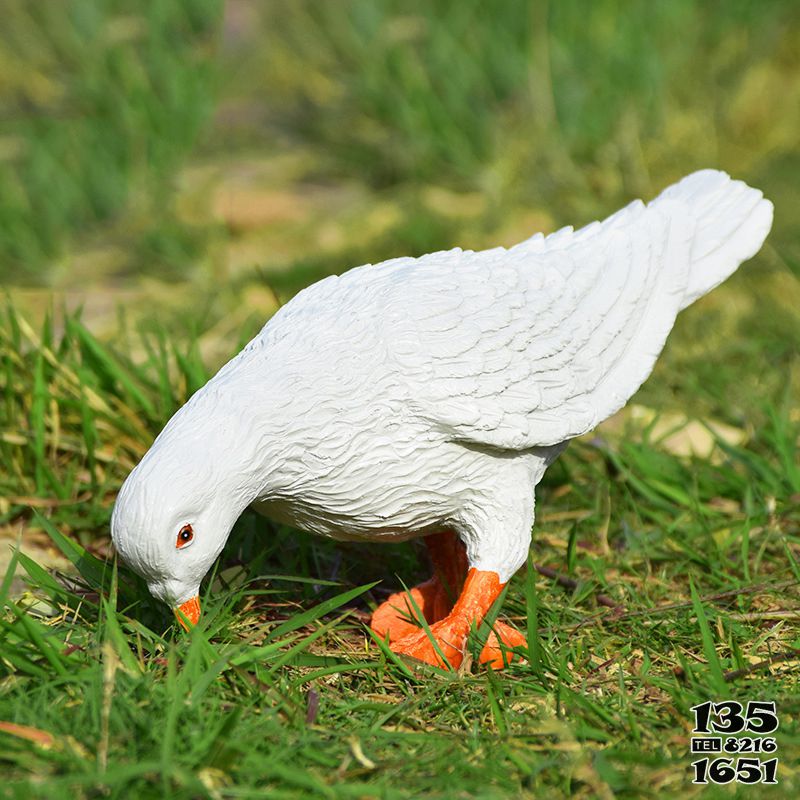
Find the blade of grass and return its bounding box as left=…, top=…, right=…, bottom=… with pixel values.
left=0, top=530, right=22, bottom=604
left=395, top=576, right=454, bottom=671
left=689, top=578, right=728, bottom=696
left=6, top=606, right=69, bottom=678
left=67, top=318, right=156, bottom=418
left=34, top=511, right=108, bottom=592
left=267, top=581, right=377, bottom=639
left=526, top=553, right=544, bottom=677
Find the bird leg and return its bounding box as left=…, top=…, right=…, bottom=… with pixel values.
left=389, top=568, right=526, bottom=669
left=370, top=531, right=467, bottom=642
left=370, top=531, right=526, bottom=669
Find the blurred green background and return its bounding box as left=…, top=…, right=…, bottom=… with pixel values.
left=2, top=0, right=798, bottom=283
left=2, top=6, right=800, bottom=796
left=2, top=0, right=799, bottom=415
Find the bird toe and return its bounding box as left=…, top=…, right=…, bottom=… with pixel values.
left=479, top=620, right=527, bottom=669
left=370, top=578, right=450, bottom=643
left=389, top=617, right=469, bottom=670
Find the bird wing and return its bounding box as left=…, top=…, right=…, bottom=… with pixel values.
left=380, top=170, right=772, bottom=450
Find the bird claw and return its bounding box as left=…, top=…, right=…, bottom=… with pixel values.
left=389, top=616, right=527, bottom=670
left=479, top=620, right=527, bottom=669
left=390, top=616, right=469, bottom=669
left=370, top=578, right=451, bottom=643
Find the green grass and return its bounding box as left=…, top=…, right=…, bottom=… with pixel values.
left=2, top=1, right=800, bottom=797
left=1, top=303, right=799, bottom=798
left=250, top=0, right=800, bottom=219
left=4, top=1, right=800, bottom=287
left=0, top=0, right=222, bottom=280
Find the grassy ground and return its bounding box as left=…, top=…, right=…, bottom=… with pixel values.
left=2, top=274, right=799, bottom=800
left=2, top=1, right=800, bottom=798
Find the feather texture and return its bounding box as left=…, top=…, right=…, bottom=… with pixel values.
left=260, top=169, right=772, bottom=451
left=111, top=170, right=773, bottom=595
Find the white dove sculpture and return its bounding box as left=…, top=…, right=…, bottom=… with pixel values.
left=111, top=170, right=772, bottom=669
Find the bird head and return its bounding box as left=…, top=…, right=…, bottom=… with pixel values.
left=110, top=441, right=246, bottom=629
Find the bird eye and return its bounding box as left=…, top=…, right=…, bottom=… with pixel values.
left=176, top=524, right=194, bottom=549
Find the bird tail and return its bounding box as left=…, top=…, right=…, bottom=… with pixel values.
left=648, top=169, right=773, bottom=311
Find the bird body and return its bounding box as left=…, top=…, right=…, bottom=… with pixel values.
left=112, top=170, right=772, bottom=667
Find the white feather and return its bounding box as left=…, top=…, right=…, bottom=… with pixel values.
left=111, top=170, right=773, bottom=593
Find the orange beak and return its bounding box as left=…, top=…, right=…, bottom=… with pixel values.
left=174, top=595, right=201, bottom=630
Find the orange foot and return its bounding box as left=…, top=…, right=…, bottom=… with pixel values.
left=370, top=578, right=451, bottom=642
left=389, top=614, right=527, bottom=670
left=389, top=569, right=527, bottom=670
left=390, top=614, right=470, bottom=669
left=480, top=620, right=527, bottom=669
